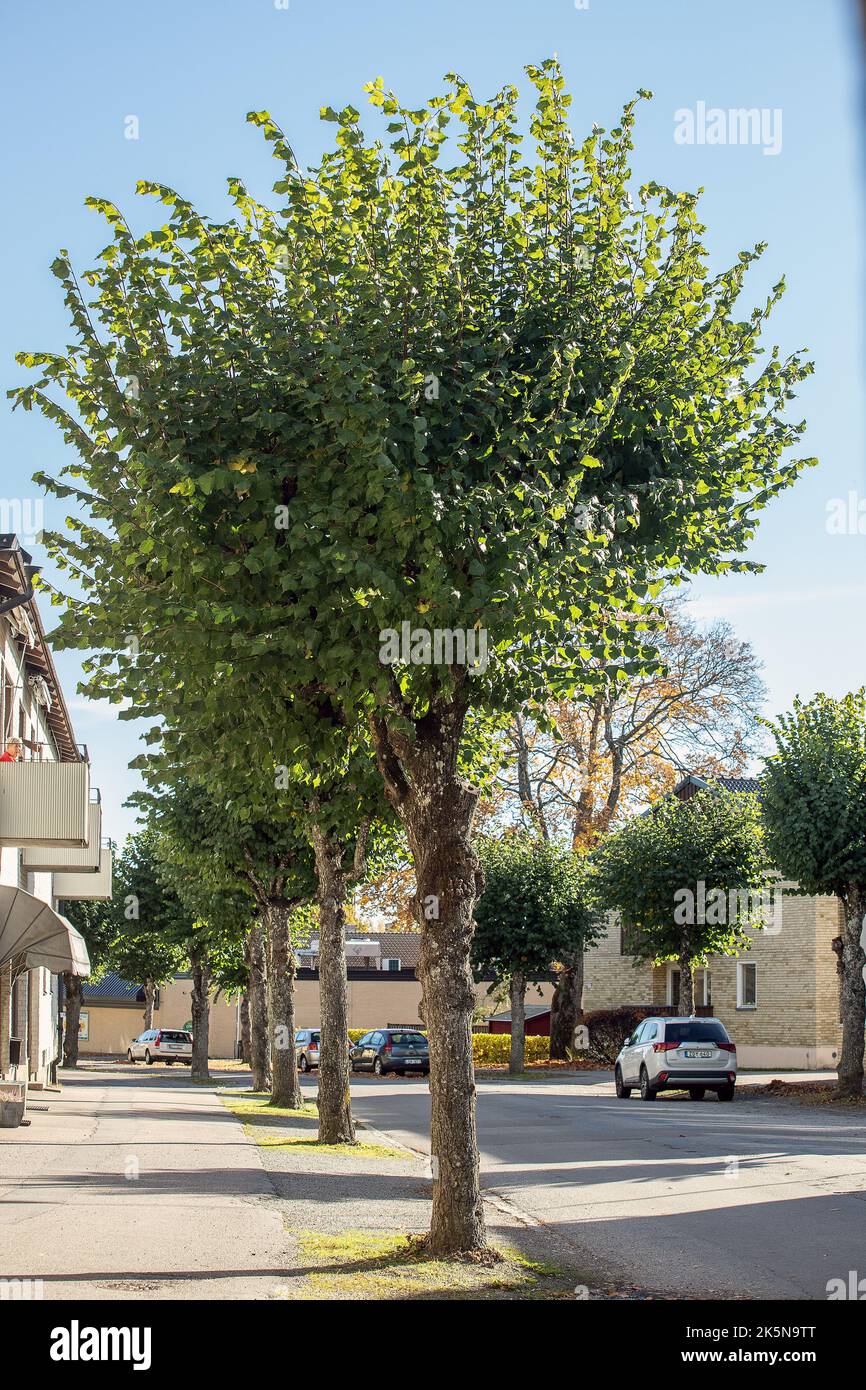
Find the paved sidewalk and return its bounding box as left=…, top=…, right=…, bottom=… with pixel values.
left=0, top=1067, right=292, bottom=1299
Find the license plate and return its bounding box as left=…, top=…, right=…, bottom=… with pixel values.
left=405, top=1059, right=423, bottom=1065
left=684, top=1049, right=713, bottom=1059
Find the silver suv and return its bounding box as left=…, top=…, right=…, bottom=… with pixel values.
left=614, top=1016, right=737, bottom=1102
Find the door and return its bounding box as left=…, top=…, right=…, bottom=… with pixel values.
left=622, top=1021, right=648, bottom=1083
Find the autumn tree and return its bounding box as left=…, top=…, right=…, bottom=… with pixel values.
left=499, top=602, right=765, bottom=1055
left=15, top=63, right=813, bottom=1253
left=761, top=692, right=866, bottom=1098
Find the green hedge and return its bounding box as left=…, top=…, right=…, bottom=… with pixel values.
left=472, top=1033, right=550, bottom=1065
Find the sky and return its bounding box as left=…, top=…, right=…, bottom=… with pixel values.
left=1, top=0, right=864, bottom=845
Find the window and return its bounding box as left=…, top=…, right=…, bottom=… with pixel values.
left=381, top=957, right=401, bottom=972
left=737, top=961, right=757, bottom=1009
left=643, top=1022, right=658, bottom=1042
left=664, top=1021, right=730, bottom=1045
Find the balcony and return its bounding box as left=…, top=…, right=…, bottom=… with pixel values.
left=53, top=847, right=113, bottom=902
left=21, top=794, right=102, bottom=873
left=0, top=761, right=91, bottom=845
left=0, top=760, right=90, bottom=849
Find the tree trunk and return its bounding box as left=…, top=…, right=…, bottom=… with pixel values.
left=678, top=952, right=694, bottom=1016
left=836, top=885, right=866, bottom=1098
left=143, top=976, right=156, bottom=1030
left=509, top=972, right=526, bottom=1075
left=245, top=923, right=270, bottom=1092
left=189, top=947, right=211, bottom=1083
left=549, top=951, right=585, bottom=1060
left=62, top=972, right=82, bottom=1068
left=371, top=704, right=487, bottom=1256
left=240, top=992, right=251, bottom=1064
left=311, top=826, right=355, bottom=1144
left=266, top=904, right=302, bottom=1109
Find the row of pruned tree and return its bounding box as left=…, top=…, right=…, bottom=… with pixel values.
left=14, top=60, right=815, bottom=1253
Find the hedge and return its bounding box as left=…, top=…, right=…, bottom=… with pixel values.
left=471, top=1033, right=550, bottom=1065
left=579, top=1006, right=656, bottom=1065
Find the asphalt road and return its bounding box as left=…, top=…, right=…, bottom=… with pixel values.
left=345, top=1070, right=866, bottom=1299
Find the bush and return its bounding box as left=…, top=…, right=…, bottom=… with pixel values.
left=580, top=1006, right=657, bottom=1066
left=471, top=1033, right=550, bottom=1066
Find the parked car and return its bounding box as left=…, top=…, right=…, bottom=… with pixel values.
left=349, top=1028, right=429, bottom=1076
left=295, top=1029, right=320, bottom=1072
left=614, top=1016, right=737, bottom=1102
left=127, top=1029, right=193, bottom=1065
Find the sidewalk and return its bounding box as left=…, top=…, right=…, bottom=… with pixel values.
left=0, top=1064, right=588, bottom=1300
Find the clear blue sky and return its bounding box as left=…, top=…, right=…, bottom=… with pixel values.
left=2, top=0, right=864, bottom=844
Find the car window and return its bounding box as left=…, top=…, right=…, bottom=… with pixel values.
left=664, top=1021, right=729, bottom=1044
left=356, top=1033, right=372, bottom=1046
left=162, top=1031, right=190, bottom=1042
left=371, top=1032, right=384, bottom=1046
left=644, top=1023, right=658, bottom=1042
left=310, top=1032, right=320, bottom=1044
left=631, top=1022, right=647, bottom=1044
left=295, top=1031, right=308, bottom=1042
left=389, top=1032, right=427, bottom=1044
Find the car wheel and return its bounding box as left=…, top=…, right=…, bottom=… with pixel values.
left=145, top=1050, right=153, bottom=1066
left=717, top=1083, right=735, bottom=1102
left=165, top=1059, right=174, bottom=1066
left=639, top=1066, right=657, bottom=1101
left=299, top=1054, right=310, bottom=1073
left=127, top=1049, right=135, bottom=1064
left=688, top=1087, right=706, bottom=1101
left=614, top=1065, right=631, bottom=1099
left=374, top=1057, right=386, bottom=1076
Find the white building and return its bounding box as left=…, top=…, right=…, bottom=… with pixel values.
left=0, top=535, right=109, bottom=1089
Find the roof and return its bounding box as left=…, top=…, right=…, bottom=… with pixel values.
left=671, top=773, right=761, bottom=799
left=82, top=972, right=146, bottom=1005
left=0, top=535, right=80, bottom=762
left=488, top=1004, right=551, bottom=1023
left=298, top=931, right=422, bottom=968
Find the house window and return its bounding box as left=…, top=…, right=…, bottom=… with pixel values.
left=737, top=961, right=757, bottom=1009
left=381, top=958, right=401, bottom=972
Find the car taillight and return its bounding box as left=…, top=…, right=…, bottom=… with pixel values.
left=719, top=1041, right=736, bottom=1054
left=383, top=1040, right=393, bottom=1053
left=652, top=1041, right=677, bottom=1052
left=155, top=1032, right=163, bottom=1046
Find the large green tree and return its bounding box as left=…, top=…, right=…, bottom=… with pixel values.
left=110, top=831, right=189, bottom=1033
left=14, top=63, right=813, bottom=1252
left=595, top=787, right=770, bottom=1014
left=761, top=692, right=866, bottom=1098
left=472, top=836, right=601, bottom=1072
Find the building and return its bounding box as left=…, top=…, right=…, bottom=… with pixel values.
left=582, top=774, right=845, bottom=1070
left=488, top=1004, right=552, bottom=1036
left=0, top=535, right=108, bottom=1090
left=79, top=933, right=557, bottom=1058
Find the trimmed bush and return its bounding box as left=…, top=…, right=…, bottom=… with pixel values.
left=472, top=1033, right=550, bottom=1066
left=580, top=1006, right=657, bottom=1066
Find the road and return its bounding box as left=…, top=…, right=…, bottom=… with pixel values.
left=346, top=1070, right=866, bottom=1299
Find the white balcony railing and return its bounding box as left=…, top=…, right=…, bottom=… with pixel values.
left=0, top=761, right=90, bottom=849
left=53, top=846, right=113, bottom=902
left=22, top=799, right=102, bottom=873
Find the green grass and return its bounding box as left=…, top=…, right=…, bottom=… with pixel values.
left=219, top=1092, right=406, bottom=1158
left=293, top=1230, right=570, bottom=1300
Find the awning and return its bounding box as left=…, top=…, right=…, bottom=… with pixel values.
left=0, top=886, right=90, bottom=976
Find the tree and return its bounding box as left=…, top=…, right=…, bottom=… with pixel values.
left=110, top=832, right=189, bottom=1031
left=498, top=601, right=765, bottom=1056
left=760, top=692, right=866, bottom=1098
left=594, top=787, right=769, bottom=1014
left=472, top=836, right=601, bottom=1072
left=56, top=898, right=116, bottom=1068
left=15, top=62, right=813, bottom=1253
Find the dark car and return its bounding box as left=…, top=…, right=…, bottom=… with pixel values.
left=349, top=1029, right=429, bottom=1077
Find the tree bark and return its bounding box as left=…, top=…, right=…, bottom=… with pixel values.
left=62, top=972, right=82, bottom=1068
left=678, top=951, right=694, bottom=1016
left=266, top=904, right=302, bottom=1109
left=189, top=946, right=211, bottom=1082
left=143, top=976, right=156, bottom=1030
left=311, top=825, right=355, bottom=1144
left=245, top=923, right=270, bottom=1092
left=371, top=701, right=487, bottom=1256
left=549, top=951, right=585, bottom=1060
left=240, top=992, right=251, bottom=1064
left=509, top=971, right=526, bottom=1075
left=836, top=885, right=866, bottom=1098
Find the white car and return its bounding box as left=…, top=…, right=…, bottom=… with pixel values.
left=127, top=1028, right=193, bottom=1065
left=614, top=1016, right=737, bottom=1102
